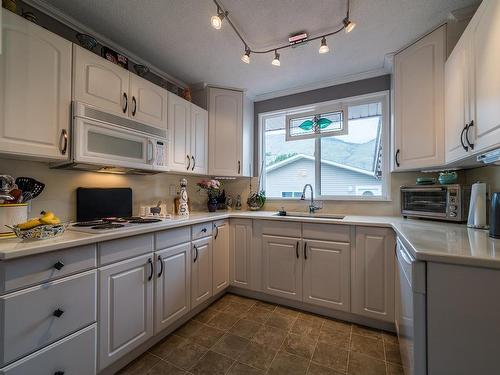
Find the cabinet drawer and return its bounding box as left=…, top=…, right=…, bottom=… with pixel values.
left=0, top=324, right=96, bottom=375
left=192, top=222, right=212, bottom=240
left=302, top=223, right=350, bottom=243
left=99, top=233, right=154, bottom=265
left=0, top=244, right=96, bottom=294
left=0, top=270, right=96, bottom=366
left=155, top=226, right=190, bottom=250
left=258, top=220, right=301, bottom=237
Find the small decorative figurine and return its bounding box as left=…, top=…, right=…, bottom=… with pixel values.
left=178, top=178, right=189, bottom=216
left=235, top=194, right=242, bottom=210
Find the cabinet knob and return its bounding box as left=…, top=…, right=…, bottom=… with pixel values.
left=53, top=261, right=65, bottom=271
left=201, top=228, right=207, bottom=233
left=53, top=308, right=64, bottom=318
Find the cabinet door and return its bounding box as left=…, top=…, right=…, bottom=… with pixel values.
left=352, top=227, right=395, bottom=322
left=129, top=74, right=168, bottom=130
left=190, top=104, right=209, bottom=174
left=302, top=239, right=350, bottom=312
left=229, top=219, right=252, bottom=289
left=154, top=243, right=191, bottom=334
left=168, top=92, right=191, bottom=172
left=469, top=0, right=500, bottom=154
left=445, top=35, right=471, bottom=163
left=262, top=235, right=302, bottom=301
left=73, top=45, right=130, bottom=117
left=191, top=237, right=213, bottom=309
left=208, top=88, right=243, bottom=176
left=0, top=10, right=71, bottom=160
left=212, top=220, right=229, bottom=294
left=394, top=25, right=445, bottom=170
left=98, top=254, right=153, bottom=370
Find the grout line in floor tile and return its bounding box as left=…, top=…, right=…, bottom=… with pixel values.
left=305, top=317, right=325, bottom=375
left=345, top=322, right=353, bottom=375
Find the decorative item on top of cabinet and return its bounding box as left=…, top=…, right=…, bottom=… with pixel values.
left=352, top=226, right=395, bottom=322
left=393, top=24, right=446, bottom=171
left=0, top=9, right=72, bottom=161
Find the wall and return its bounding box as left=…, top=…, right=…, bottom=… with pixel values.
left=465, top=165, right=500, bottom=192
left=0, top=159, right=213, bottom=222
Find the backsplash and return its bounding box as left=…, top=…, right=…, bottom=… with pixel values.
left=2, top=158, right=498, bottom=221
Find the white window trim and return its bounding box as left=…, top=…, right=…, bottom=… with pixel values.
left=258, top=91, right=391, bottom=202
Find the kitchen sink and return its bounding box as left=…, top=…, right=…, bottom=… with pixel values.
left=273, top=212, right=345, bottom=220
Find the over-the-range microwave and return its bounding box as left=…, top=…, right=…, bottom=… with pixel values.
left=400, top=184, right=471, bottom=222
left=52, top=102, right=168, bottom=174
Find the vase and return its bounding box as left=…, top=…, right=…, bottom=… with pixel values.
left=207, top=197, right=218, bottom=212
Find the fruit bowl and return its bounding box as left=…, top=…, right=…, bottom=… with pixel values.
left=7, top=223, right=69, bottom=240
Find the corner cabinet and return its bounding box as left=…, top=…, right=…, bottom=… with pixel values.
left=352, top=226, right=395, bottom=322
left=212, top=220, right=230, bottom=294
left=0, top=9, right=72, bottom=161
left=393, top=25, right=446, bottom=171
left=168, top=92, right=208, bottom=174
left=191, top=236, right=213, bottom=309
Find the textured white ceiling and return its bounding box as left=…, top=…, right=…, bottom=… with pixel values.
left=42, top=0, right=479, bottom=98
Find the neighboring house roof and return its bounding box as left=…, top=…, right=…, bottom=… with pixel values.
left=266, top=154, right=375, bottom=177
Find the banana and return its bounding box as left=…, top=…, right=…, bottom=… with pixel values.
left=16, top=218, right=42, bottom=230
left=40, top=211, right=55, bottom=221
left=40, top=215, right=61, bottom=225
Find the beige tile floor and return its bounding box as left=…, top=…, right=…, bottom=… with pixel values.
left=117, top=293, right=406, bottom=375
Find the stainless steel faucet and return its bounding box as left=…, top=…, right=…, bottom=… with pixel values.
left=301, top=184, right=322, bottom=213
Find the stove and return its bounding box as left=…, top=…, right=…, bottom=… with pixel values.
left=69, top=216, right=167, bottom=233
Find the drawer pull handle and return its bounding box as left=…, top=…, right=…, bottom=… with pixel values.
left=53, top=261, right=65, bottom=270
left=54, top=372, right=65, bottom=375
left=53, top=308, right=64, bottom=318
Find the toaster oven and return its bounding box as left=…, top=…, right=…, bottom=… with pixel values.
left=400, top=184, right=470, bottom=222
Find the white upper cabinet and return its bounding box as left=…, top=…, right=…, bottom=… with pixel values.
left=0, top=10, right=72, bottom=161
left=468, top=0, right=500, bottom=154
left=129, top=74, right=168, bottom=130
left=190, top=104, right=209, bottom=174
left=208, top=87, right=243, bottom=176
left=168, top=92, right=191, bottom=172
left=73, top=45, right=129, bottom=117
left=445, top=35, right=471, bottom=163
left=393, top=25, right=446, bottom=170
left=73, top=45, right=168, bottom=131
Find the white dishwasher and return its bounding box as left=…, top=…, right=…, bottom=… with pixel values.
left=395, top=238, right=427, bottom=375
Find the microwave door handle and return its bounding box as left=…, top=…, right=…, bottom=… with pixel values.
left=402, top=187, right=446, bottom=192
left=147, top=140, right=155, bottom=164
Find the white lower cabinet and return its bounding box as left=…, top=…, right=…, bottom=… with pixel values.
left=154, top=243, right=191, bottom=333
left=191, top=236, right=213, bottom=309
left=352, top=227, right=396, bottom=322
left=98, top=254, right=154, bottom=370
left=302, top=239, right=350, bottom=311
left=0, top=324, right=96, bottom=375
left=212, top=220, right=229, bottom=294
left=262, top=235, right=302, bottom=301
left=229, top=219, right=253, bottom=289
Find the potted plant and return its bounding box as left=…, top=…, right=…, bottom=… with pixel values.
left=197, top=179, right=223, bottom=212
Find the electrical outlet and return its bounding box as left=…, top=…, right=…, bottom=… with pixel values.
left=169, top=184, right=177, bottom=196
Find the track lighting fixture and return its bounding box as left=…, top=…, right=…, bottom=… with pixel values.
left=241, top=47, right=251, bottom=64
left=343, top=17, right=356, bottom=33
left=211, top=0, right=356, bottom=64
left=319, top=37, right=330, bottom=54
left=211, top=6, right=226, bottom=29
left=271, top=50, right=280, bottom=66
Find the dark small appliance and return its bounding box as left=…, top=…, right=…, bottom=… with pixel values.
left=76, top=187, right=133, bottom=222
left=490, top=192, right=500, bottom=239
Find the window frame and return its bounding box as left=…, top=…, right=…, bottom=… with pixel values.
left=258, top=91, right=391, bottom=202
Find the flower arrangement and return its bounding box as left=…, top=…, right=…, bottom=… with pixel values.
left=197, top=179, right=223, bottom=199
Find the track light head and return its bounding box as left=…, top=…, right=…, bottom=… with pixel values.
left=272, top=50, right=280, bottom=66
left=343, top=17, right=356, bottom=33
left=211, top=7, right=226, bottom=30
left=319, top=37, right=330, bottom=54
left=241, top=48, right=251, bottom=64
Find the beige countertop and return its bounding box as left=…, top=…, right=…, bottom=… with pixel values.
left=0, top=211, right=498, bottom=269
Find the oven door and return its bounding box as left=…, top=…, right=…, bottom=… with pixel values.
left=401, top=187, right=448, bottom=218
left=73, top=117, right=156, bottom=170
